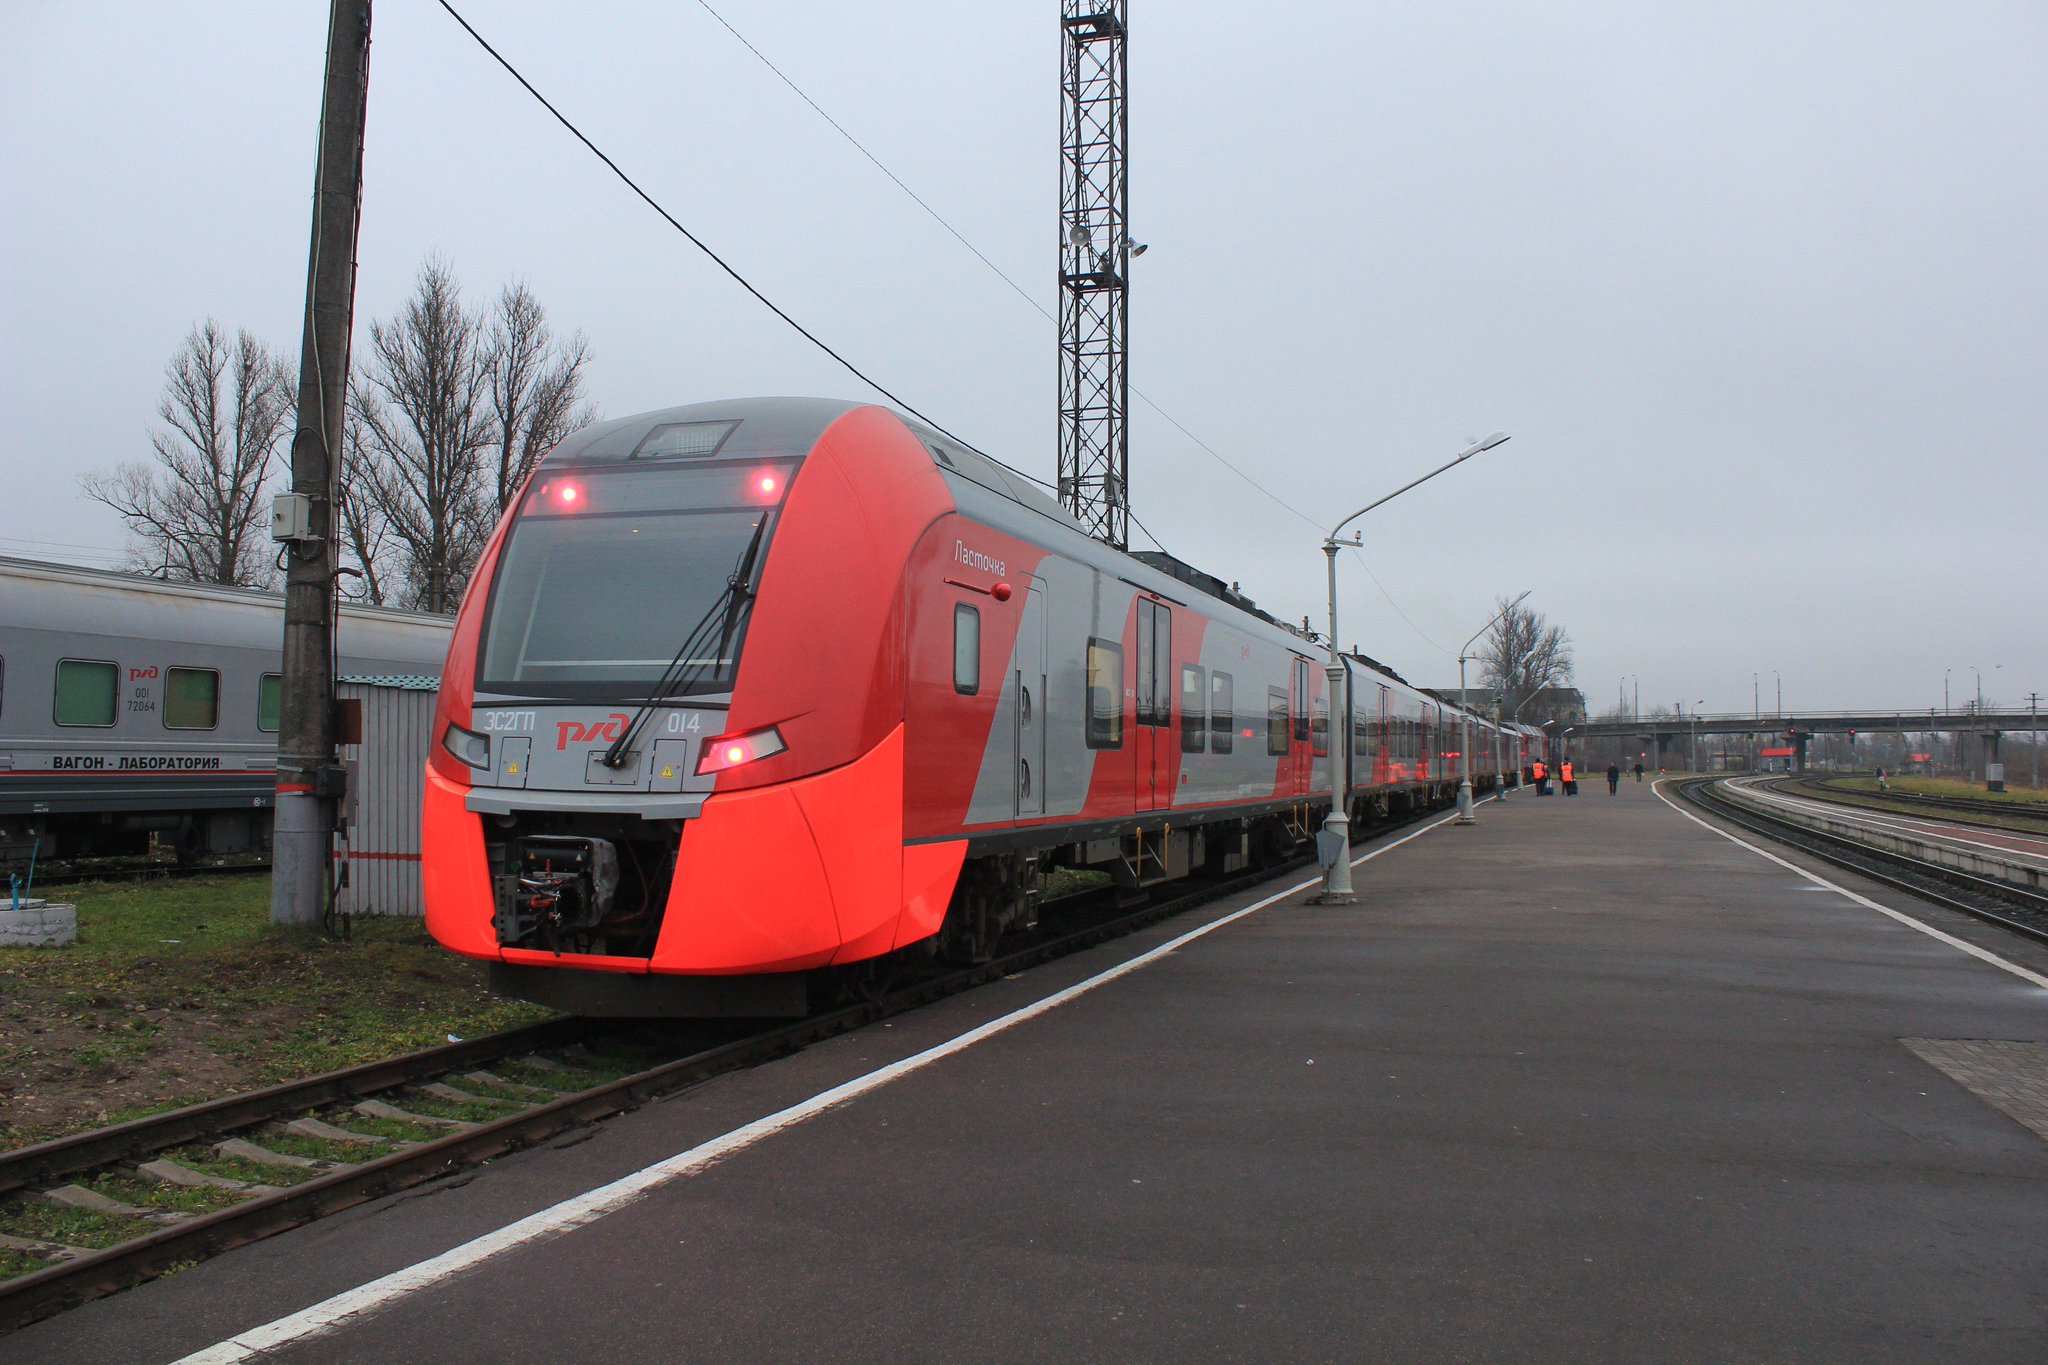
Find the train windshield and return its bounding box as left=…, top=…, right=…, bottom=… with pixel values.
left=476, top=461, right=795, bottom=699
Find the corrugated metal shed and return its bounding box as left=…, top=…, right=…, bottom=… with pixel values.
left=334, top=676, right=439, bottom=917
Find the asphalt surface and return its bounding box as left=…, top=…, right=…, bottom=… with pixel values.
left=7, top=782, right=2048, bottom=1363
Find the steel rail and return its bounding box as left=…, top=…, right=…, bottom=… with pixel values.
left=1790, top=778, right=2048, bottom=828
left=1678, top=778, right=2048, bottom=947
left=0, top=821, right=1399, bottom=1331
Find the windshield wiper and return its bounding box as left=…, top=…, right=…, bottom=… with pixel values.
left=600, top=514, right=771, bottom=769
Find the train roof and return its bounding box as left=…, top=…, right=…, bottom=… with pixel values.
left=0, top=556, right=453, bottom=655
left=536, top=400, right=1470, bottom=715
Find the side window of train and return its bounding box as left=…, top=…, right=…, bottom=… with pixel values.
left=1179, top=664, right=1205, bottom=753
left=54, top=658, right=118, bottom=727
left=1085, top=638, right=1123, bottom=749
left=953, top=603, right=980, bottom=695
left=0, top=654, right=5, bottom=718
left=1267, top=687, right=1289, bottom=756
left=164, top=667, right=220, bottom=730
left=258, top=673, right=282, bottom=733
left=1209, top=671, right=1234, bottom=754
left=1311, top=700, right=1328, bottom=757
left=1291, top=660, right=1310, bottom=742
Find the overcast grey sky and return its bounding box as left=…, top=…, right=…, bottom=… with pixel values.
left=3, top=1, right=2042, bottom=717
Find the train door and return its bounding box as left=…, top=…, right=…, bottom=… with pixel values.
left=1291, top=657, right=1313, bottom=795
left=1014, top=583, right=1047, bottom=819
left=1133, top=598, right=1173, bottom=811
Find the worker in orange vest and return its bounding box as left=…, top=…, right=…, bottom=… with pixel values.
left=1561, top=759, right=1577, bottom=795
left=1532, top=759, right=1548, bottom=795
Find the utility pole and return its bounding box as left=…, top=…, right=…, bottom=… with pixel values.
left=2029, top=692, right=2042, bottom=791
left=1058, top=1, right=1131, bottom=549
left=272, top=0, right=371, bottom=927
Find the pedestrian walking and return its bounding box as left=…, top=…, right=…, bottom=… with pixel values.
left=1632, top=762, right=1644, bottom=783
left=1606, top=762, right=1620, bottom=794
left=1532, top=759, right=1548, bottom=795
left=1561, top=759, right=1578, bottom=795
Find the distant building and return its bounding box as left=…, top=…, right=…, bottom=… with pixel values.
left=1432, top=685, right=1586, bottom=728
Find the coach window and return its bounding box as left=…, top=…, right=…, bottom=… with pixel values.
left=1267, top=687, right=1289, bottom=756
left=1180, top=664, right=1205, bottom=753
left=164, top=667, right=220, bottom=730
left=1085, top=638, right=1123, bottom=749
left=1292, top=660, right=1311, bottom=743
left=258, top=673, right=282, bottom=733
left=1209, top=671, right=1234, bottom=754
left=953, top=603, right=980, bottom=695
left=1312, top=700, right=1328, bottom=757
left=54, top=659, right=118, bottom=727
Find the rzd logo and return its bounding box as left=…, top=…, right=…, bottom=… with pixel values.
left=555, top=713, right=633, bottom=750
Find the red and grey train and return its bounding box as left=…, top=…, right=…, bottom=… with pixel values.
left=423, top=398, right=1535, bottom=1014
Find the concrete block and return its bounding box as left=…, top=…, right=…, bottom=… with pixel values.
left=0, top=899, right=76, bottom=947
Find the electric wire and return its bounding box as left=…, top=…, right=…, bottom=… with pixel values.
left=432, top=0, right=986, bottom=460
left=689, top=3, right=1460, bottom=658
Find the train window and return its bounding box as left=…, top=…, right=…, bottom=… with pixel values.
left=0, top=654, right=5, bottom=719
left=1268, top=687, right=1289, bottom=756
left=953, top=603, right=980, bottom=695
left=1209, top=672, right=1234, bottom=754
left=1292, top=660, right=1310, bottom=742
left=629, top=420, right=738, bottom=460
left=1085, top=639, right=1123, bottom=749
left=164, top=667, right=219, bottom=730
left=479, top=461, right=796, bottom=699
left=1180, top=664, right=1205, bottom=753
left=54, top=659, right=118, bottom=727
left=1311, top=700, right=1328, bottom=757
left=258, top=673, right=282, bottom=732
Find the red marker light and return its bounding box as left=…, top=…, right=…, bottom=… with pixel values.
left=695, top=725, right=789, bottom=775
left=752, top=471, right=781, bottom=498
left=553, top=481, right=583, bottom=508
left=992, top=581, right=1013, bottom=602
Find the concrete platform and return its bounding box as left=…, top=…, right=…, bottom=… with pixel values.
left=10, top=784, right=2048, bottom=1363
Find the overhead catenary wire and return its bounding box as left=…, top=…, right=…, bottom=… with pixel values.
left=690, top=2, right=1460, bottom=657
left=432, top=0, right=1008, bottom=473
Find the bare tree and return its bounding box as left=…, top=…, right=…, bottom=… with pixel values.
left=483, top=281, right=593, bottom=512
left=334, top=400, right=391, bottom=606
left=83, top=320, right=293, bottom=585
left=1481, top=596, right=1574, bottom=717
left=352, top=259, right=494, bottom=613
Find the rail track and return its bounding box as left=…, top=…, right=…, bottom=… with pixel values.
left=1791, top=777, right=2048, bottom=829
left=1678, top=777, right=2048, bottom=948
left=0, top=798, right=1458, bottom=1332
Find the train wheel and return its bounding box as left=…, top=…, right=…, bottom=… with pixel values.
left=936, top=853, right=1035, bottom=965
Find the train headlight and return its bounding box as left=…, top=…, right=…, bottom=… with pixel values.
left=695, top=726, right=786, bottom=775
left=442, top=722, right=491, bottom=771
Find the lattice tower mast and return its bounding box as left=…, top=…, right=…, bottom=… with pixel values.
left=1058, top=3, right=1131, bottom=549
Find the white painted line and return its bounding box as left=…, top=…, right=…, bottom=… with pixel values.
left=1654, top=780, right=2048, bottom=991
left=173, top=810, right=1467, bottom=1364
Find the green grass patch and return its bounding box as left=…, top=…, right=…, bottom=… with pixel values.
left=391, top=1092, right=526, bottom=1124
left=0, top=1199, right=141, bottom=1250
left=156, top=1147, right=316, bottom=1187
left=249, top=1130, right=392, bottom=1164
left=85, top=1175, right=244, bottom=1215
left=0, top=872, right=557, bottom=1151
left=0, top=1246, right=50, bottom=1280
left=319, top=1113, right=447, bottom=1144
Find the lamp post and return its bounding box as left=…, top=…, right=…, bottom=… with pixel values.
left=1315, top=432, right=1509, bottom=904
left=1456, top=591, right=1529, bottom=824
left=1689, top=700, right=1703, bottom=772
left=1772, top=669, right=1781, bottom=717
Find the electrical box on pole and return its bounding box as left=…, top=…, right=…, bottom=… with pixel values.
left=1059, top=2, right=1131, bottom=550
left=273, top=0, right=371, bottom=927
